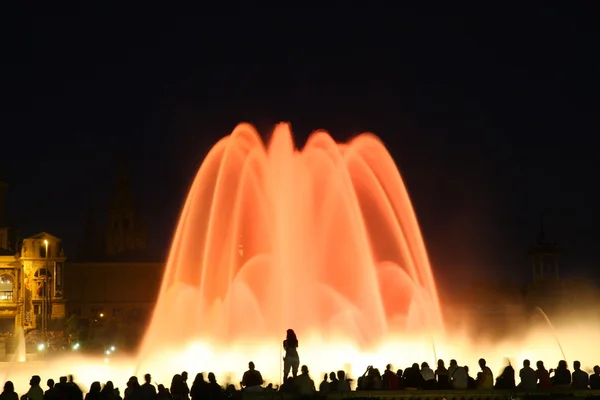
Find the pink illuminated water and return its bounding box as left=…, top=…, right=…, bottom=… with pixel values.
left=142, top=123, right=442, bottom=358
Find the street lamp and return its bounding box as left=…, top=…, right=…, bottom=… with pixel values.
left=43, top=239, right=49, bottom=346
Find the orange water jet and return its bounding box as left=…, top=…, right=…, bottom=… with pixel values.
left=142, top=123, right=443, bottom=353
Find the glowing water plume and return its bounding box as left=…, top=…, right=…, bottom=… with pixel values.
left=141, top=122, right=443, bottom=364
left=532, top=306, right=567, bottom=363
left=10, top=326, right=26, bottom=363
left=431, top=336, right=438, bottom=367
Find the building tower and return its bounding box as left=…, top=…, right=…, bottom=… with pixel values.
left=529, top=213, right=560, bottom=282
left=0, top=170, right=11, bottom=253
left=77, top=205, right=102, bottom=259
left=19, top=232, right=67, bottom=331
left=105, top=158, right=146, bottom=256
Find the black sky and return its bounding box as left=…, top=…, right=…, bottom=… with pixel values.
left=2, top=5, right=599, bottom=284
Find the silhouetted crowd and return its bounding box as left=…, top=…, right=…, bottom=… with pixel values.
left=1, top=329, right=599, bottom=400
left=1, top=358, right=600, bottom=400
left=350, top=359, right=600, bottom=391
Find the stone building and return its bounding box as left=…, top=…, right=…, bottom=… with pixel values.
left=0, top=173, right=23, bottom=334
left=18, top=233, right=67, bottom=329
left=0, top=253, right=20, bottom=333
left=67, top=157, right=162, bottom=321
left=63, top=260, right=163, bottom=320
left=0, top=162, right=164, bottom=340
left=0, top=172, right=67, bottom=334
left=104, top=157, right=146, bottom=257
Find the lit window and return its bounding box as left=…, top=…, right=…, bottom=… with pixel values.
left=0, top=274, right=13, bottom=301
left=0, top=291, right=12, bottom=301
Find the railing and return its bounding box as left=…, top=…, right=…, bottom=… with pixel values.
left=241, top=390, right=600, bottom=400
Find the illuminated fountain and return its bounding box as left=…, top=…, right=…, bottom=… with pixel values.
left=3, top=123, right=600, bottom=394
left=139, top=122, right=443, bottom=379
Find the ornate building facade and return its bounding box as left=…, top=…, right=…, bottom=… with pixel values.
left=0, top=173, right=23, bottom=334
left=19, top=233, right=67, bottom=328
left=0, top=254, right=21, bottom=333
left=0, top=163, right=163, bottom=340
left=0, top=173, right=68, bottom=334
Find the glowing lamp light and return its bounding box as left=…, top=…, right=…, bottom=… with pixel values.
left=72, top=343, right=80, bottom=350
left=99, top=313, right=104, bottom=318
left=110, top=346, right=116, bottom=352
left=105, top=350, right=111, bottom=355
left=37, top=343, right=45, bottom=351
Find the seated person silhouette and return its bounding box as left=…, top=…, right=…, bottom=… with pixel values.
left=451, top=364, right=469, bottom=390
left=403, top=364, right=424, bottom=389
left=477, top=359, right=494, bottom=389
left=464, top=366, right=477, bottom=389
left=279, top=377, right=296, bottom=394
left=590, top=366, right=600, bottom=389
left=436, top=359, right=450, bottom=390
left=495, top=363, right=515, bottom=389
left=241, top=362, right=263, bottom=392
left=336, top=371, right=351, bottom=392
left=382, top=364, right=399, bottom=390
left=518, top=360, right=537, bottom=391
left=571, top=361, right=589, bottom=389
left=23, top=376, right=43, bottom=400
left=295, top=365, right=316, bottom=396
left=328, top=372, right=339, bottom=392
left=2, top=381, right=19, bottom=400
left=318, top=374, right=329, bottom=394
left=420, top=362, right=436, bottom=390
left=536, top=361, right=552, bottom=389
left=551, top=360, right=571, bottom=388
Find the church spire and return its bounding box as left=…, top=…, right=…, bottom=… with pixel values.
left=78, top=204, right=102, bottom=259
left=110, top=155, right=135, bottom=210
left=105, top=156, right=146, bottom=257
left=529, top=211, right=560, bottom=282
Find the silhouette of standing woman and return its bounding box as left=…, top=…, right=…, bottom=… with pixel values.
left=283, top=329, right=300, bottom=379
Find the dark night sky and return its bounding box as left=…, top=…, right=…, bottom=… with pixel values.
left=1, top=5, right=599, bottom=284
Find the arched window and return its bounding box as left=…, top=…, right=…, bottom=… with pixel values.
left=0, top=274, right=13, bottom=301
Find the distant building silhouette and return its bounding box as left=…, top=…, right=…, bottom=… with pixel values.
left=0, top=169, right=163, bottom=344
left=64, top=157, right=161, bottom=338
left=105, top=157, right=147, bottom=257
left=529, top=214, right=560, bottom=282
left=525, top=213, right=566, bottom=315
left=77, top=205, right=102, bottom=259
